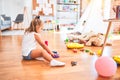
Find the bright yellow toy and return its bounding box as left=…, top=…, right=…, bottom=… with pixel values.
left=97, top=49, right=102, bottom=56
left=113, top=55, right=120, bottom=64
left=66, top=43, right=84, bottom=49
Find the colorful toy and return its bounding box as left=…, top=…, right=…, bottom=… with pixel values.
left=113, top=55, right=120, bottom=64
left=86, top=33, right=104, bottom=47
left=73, top=49, right=77, bottom=53
left=52, top=51, right=59, bottom=58
left=95, top=56, right=117, bottom=77
left=66, top=43, right=84, bottom=49
left=67, top=31, right=105, bottom=47
left=45, top=41, right=48, bottom=46
left=71, top=61, right=77, bottom=66
left=56, top=20, right=59, bottom=24
left=65, top=38, right=69, bottom=43
left=97, top=49, right=102, bottom=56
left=80, top=48, right=84, bottom=52
left=84, top=49, right=95, bottom=55
left=89, top=51, right=95, bottom=55
left=85, top=49, right=90, bottom=53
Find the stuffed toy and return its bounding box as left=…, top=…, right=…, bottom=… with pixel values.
left=86, top=33, right=104, bottom=46
left=67, top=31, right=104, bottom=47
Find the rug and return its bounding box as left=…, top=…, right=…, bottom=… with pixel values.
left=1, top=30, right=24, bottom=36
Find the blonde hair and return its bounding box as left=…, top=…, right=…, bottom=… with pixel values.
left=25, top=18, right=42, bottom=33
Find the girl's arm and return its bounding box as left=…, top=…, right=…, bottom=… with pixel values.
left=34, top=33, right=54, bottom=55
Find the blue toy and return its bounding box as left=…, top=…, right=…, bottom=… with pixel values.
left=52, top=51, right=59, bottom=58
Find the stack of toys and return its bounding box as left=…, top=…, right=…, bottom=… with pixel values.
left=66, top=31, right=105, bottom=47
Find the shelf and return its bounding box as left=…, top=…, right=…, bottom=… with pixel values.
left=38, top=14, right=54, bottom=17
left=57, top=4, right=78, bottom=12
left=57, top=17, right=77, bottom=19
left=57, top=3, right=79, bottom=5
left=57, top=10, right=78, bottom=12
left=57, top=19, right=77, bottom=25
left=32, top=0, right=54, bottom=16
left=56, top=0, right=80, bottom=26
left=103, top=19, right=120, bottom=22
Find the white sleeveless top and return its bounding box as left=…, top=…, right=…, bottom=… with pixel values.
left=22, top=32, right=37, bottom=56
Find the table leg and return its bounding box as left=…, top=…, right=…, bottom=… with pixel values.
left=101, top=21, right=112, bottom=56
left=0, top=30, right=1, bottom=35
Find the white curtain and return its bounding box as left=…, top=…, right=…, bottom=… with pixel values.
left=74, top=0, right=111, bottom=34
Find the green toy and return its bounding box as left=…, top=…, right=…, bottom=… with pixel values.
left=65, top=38, right=69, bottom=42
left=85, top=49, right=90, bottom=53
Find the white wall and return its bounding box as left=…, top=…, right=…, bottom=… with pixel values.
left=0, top=0, right=32, bottom=27
left=0, top=0, right=4, bottom=15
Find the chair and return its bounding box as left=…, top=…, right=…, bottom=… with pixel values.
left=0, top=14, right=11, bottom=31
left=13, top=14, right=24, bottom=29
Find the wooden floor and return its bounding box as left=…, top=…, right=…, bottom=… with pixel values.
left=0, top=31, right=120, bottom=80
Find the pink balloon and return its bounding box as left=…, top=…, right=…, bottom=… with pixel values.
left=95, top=56, right=117, bottom=77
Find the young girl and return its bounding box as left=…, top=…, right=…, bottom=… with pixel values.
left=22, top=17, right=65, bottom=67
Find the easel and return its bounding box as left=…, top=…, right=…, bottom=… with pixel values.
left=0, top=30, right=1, bottom=35
left=101, top=19, right=120, bottom=56
left=23, top=6, right=29, bottom=30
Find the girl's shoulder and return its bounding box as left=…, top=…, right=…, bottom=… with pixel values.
left=34, top=33, right=42, bottom=41
left=34, top=32, right=41, bottom=37
left=23, top=32, right=36, bottom=37
left=24, top=32, right=41, bottom=37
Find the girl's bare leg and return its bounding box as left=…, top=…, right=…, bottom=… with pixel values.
left=30, top=47, right=65, bottom=66
left=30, top=48, right=52, bottom=62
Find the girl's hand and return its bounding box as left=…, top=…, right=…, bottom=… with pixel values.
left=51, top=52, right=55, bottom=57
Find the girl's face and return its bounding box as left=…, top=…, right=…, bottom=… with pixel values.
left=36, top=22, right=44, bottom=33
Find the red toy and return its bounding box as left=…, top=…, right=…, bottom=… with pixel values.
left=45, top=41, right=48, bottom=46
left=73, top=49, right=77, bottom=53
